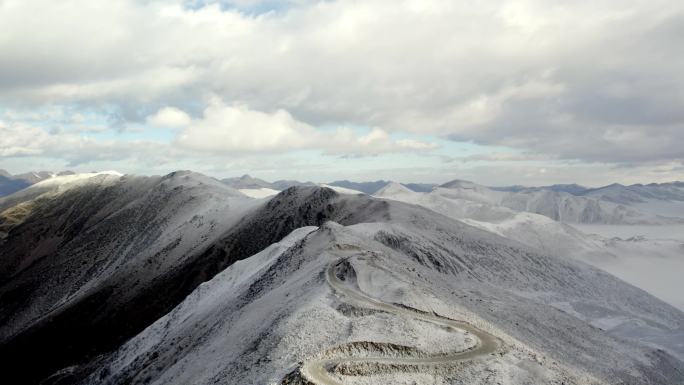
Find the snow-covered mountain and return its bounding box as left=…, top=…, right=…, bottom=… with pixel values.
left=434, top=179, right=683, bottom=225
left=325, top=180, right=437, bottom=194
left=221, top=176, right=433, bottom=196
left=221, top=175, right=367, bottom=199
left=374, top=182, right=684, bottom=312
left=375, top=182, right=601, bottom=256
left=0, top=176, right=393, bottom=383
left=0, top=171, right=258, bottom=383
left=581, top=182, right=684, bottom=204
left=79, top=201, right=683, bottom=385
left=489, top=180, right=684, bottom=218
left=491, top=181, right=684, bottom=205
left=0, top=174, right=682, bottom=384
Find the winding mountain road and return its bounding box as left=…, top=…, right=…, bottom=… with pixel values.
left=298, top=260, right=501, bottom=384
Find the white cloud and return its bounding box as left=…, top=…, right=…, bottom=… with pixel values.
left=325, top=127, right=438, bottom=156
left=176, top=101, right=437, bottom=155
left=0, top=0, right=683, bottom=177
left=0, top=122, right=47, bottom=156
left=0, top=120, right=165, bottom=166
left=176, top=101, right=316, bottom=152
left=147, top=107, right=192, bottom=128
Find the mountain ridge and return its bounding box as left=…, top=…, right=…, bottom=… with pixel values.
left=0, top=171, right=682, bottom=384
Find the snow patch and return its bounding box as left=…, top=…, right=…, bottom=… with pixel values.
left=239, top=187, right=281, bottom=199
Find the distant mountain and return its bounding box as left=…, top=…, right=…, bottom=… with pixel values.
left=581, top=182, right=684, bottom=204
left=376, top=181, right=598, bottom=256
left=220, top=174, right=272, bottom=189
left=328, top=180, right=438, bottom=194
left=12, top=171, right=56, bottom=184
left=375, top=180, right=684, bottom=312
left=270, top=179, right=315, bottom=190
left=374, top=181, right=415, bottom=197
left=402, top=182, right=437, bottom=192
left=491, top=183, right=589, bottom=195
left=221, top=174, right=316, bottom=192
left=0, top=175, right=31, bottom=197
left=491, top=181, right=684, bottom=205
left=0, top=170, right=76, bottom=197
left=436, top=179, right=683, bottom=225
left=222, top=177, right=433, bottom=195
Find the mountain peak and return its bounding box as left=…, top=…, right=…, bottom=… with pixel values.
left=375, top=181, right=414, bottom=196
left=440, top=179, right=482, bottom=190
left=222, top=174, right=272, bottom=189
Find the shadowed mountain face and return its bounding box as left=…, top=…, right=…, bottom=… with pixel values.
left=0, top=175, right=31, bottom=196
left=0, top=172, right=253, bottom=383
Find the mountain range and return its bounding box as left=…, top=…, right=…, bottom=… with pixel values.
left=0, top=171, right=682, bottom=384
left=5, top=170, right=684, bottom=206
left=493, top=181, right=684, bottom=205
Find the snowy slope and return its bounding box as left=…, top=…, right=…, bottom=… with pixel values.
left=320, top=184, right=365, bottom=195
left=80, top=211, right=683, bottom=385
left=3, top=182, right=683, bottom=385
left=376, top=182, right=684, bottom=313
left=239, top=187, right=281, bottom=198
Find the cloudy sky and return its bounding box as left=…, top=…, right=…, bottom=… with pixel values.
left=1, top=0, right=683, bottom=186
